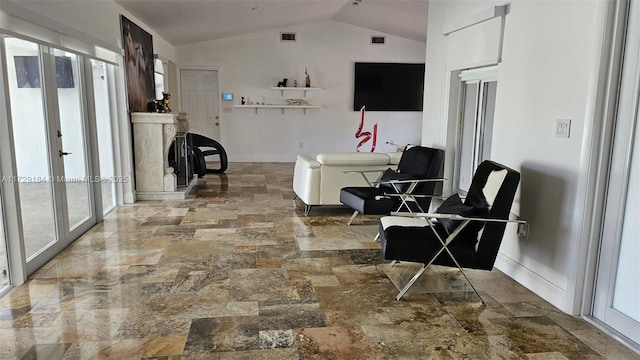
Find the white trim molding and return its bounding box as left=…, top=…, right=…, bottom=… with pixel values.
left=459, top=66, right=498, bottom=82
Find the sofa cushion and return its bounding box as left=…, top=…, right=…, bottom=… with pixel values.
left=317, top=152, right=390, bottom=166
left=340, top=187, right=399, bottom=215
left=387, top=152, right=403, bottom=165
left=295, top=154, right=320, bottom=169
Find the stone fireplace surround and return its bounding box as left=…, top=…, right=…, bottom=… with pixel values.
left=131, top=112, right=197, bottom=200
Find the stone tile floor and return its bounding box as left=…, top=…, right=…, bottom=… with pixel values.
left=0, top=162, right=638, bottom=359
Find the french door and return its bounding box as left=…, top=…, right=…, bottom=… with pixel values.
left=592, top=0, right=640, bottom=347
left=3, top=36, right=96, bottom=273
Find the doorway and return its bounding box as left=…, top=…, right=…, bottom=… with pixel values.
left=180, top=69, right=221, bottom=141
left=591, top=0, right=640, bottom=348
left=2, top=35, right=107, bottom=275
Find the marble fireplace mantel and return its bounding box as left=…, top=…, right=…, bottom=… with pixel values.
left=131, top=112, right=196, bottom=200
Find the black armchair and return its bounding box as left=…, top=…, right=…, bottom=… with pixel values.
left=379, top=160, right=522, bottom=302
left=187, top=133, right=228, bottom=175
left=339, top=146, right=444, bottom=225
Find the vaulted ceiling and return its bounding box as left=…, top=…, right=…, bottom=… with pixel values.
left=115, top=0, right=429, bottom=45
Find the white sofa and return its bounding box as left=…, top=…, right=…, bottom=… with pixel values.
left=293, top=152, right=402, bottom=214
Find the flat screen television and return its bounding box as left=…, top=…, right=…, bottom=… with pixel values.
left=353, top=62, right=425, bottom=111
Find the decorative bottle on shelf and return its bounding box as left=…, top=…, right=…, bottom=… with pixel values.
left=305, top=67, right=311, bottom=88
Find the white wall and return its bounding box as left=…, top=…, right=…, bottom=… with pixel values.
left=176, top=20, right=426, bottom=162
left=423, top=0, right=606, bottom=314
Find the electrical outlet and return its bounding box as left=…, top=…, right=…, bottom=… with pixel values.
left=299, top=142, right=304, bottom=149
left=517, top=223, right=529, bottom=238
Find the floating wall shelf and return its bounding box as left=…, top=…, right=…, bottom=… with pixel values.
left=234, top=104, right=321, bottom=114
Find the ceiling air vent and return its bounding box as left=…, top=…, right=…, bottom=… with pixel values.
left=281, top=32, right=296, bottom=42
left=371, top=35, right=386, bottom=45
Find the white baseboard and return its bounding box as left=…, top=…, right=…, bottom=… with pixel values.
left=495, top=253, right=569, bottom=312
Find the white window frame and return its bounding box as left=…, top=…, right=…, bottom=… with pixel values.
left=454, top=66, right=498, bottom=193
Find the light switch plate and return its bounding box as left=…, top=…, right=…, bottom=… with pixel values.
left=556, top=119, right=571, bottom=138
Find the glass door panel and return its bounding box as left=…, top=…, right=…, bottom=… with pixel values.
left=456, top=79, right=498, bottom=194
left=90, top=60, right=117, bottom=214
left=52, top=49, right=92, bottom=231
left=611, top=114, right=640, bottom=322
left=593, top=0, right=640, bottom=346
left=457, top=82, right=478, bottom=193
left=4, top=37, right=59, bottom=261
left=594, top=93, right=640, bottom=346
left=479, top=81, right=497, bottom=163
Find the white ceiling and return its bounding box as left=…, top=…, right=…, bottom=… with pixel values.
left=115, top=0, right=428, bottom=46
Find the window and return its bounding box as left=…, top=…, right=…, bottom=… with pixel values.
left=154, top=58, right=166, bottom=100
left=90, top=60, right=119, bottom=214
left=455, top=67, right=497, bottom=193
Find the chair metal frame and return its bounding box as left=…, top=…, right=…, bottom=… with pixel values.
left=387, top=211, right=525, bottom=303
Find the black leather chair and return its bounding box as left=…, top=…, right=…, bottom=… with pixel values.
left=339, top=146, right=444, bottom=225
left=379, top=160, right=522, bottom=302
left=187, top=133, right=228, bottom=174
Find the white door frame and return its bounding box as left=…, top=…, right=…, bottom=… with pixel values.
left=0, top=35, right=26, bottom=285
left=591, top=0, right=640, bottom=347
left=580, top=0, right=640, bottom=352
left=453, top=66, right=498, bottom=194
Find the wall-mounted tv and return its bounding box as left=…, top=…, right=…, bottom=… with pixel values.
left=353, top=62, right=425, bottom=111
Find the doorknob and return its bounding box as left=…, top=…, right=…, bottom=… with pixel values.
left=59, top=150, right=72, bottom=157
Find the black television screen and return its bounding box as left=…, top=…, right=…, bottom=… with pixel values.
left=353, top=62, right=425, bottom=111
